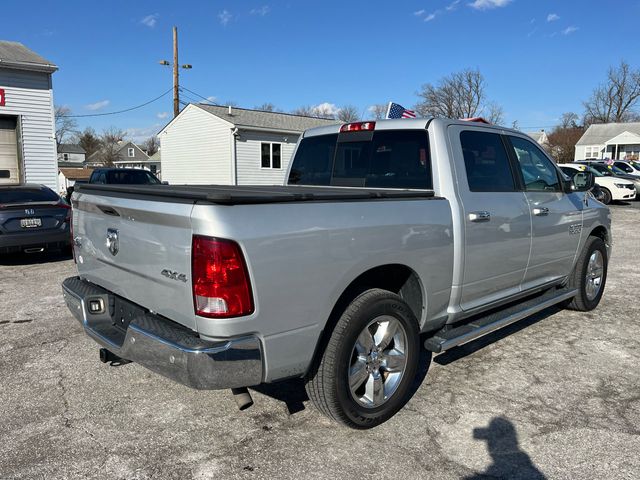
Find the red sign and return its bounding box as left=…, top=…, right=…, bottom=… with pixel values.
left=0, top=89, right=4, bottom=106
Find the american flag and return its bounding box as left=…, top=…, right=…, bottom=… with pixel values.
left=386, top=102, right=417, bottom=119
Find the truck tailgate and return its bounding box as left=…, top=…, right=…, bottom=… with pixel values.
left=73, top=192, right=197, bottom=330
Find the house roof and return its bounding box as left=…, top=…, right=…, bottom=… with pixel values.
left=195, top=104, right=339, bottom=133
left=0, top=40, right=57, bottom=73
left=576, top=122, right=640, bottom=146
left=57, top=144, right=86, bottom=154
left=58, top=168, right=94, bottom=180
left=525, top=130, right=546, bottom=143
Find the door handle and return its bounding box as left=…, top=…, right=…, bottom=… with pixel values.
left=532, top=207, right=549, bottom=216
left=468, top=211, right=491, bottom=222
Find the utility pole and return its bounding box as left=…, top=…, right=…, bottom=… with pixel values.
left=159, top=26, right=192, bottom=118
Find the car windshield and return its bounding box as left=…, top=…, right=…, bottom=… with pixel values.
left=105, top=170, right=160, bottom=184
left=587, top=164, right=614, bottom=176
left=0, top=187, right=59, bottom=204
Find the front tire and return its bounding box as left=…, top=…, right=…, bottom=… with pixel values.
left=600, top=187, right=612, bottom=205
left=305, top=289, right=422, bottom=429
left=566, top=236, right=608, bottom=311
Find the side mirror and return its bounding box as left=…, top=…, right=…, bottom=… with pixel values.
left=162, top=181, right=169, bottom=185
left=571, top=171, right=595, bottom=192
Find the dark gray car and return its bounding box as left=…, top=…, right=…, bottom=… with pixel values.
left=0, top=184, right=71, bottom=254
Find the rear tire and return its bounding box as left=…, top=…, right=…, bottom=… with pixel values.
left=305, top=289, right=422, bottom=429
left=566, top=236, right=608, bottom=311
left=600, top=187, right=612, bottom=205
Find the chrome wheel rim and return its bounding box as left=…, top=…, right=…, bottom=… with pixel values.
left=348, top=316, right=408, bottom=409
left=585, top=250, right=604, bottom=301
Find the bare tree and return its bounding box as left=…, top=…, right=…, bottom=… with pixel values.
left=72, top=127, right=101, bottom=159
left=142, top=136, right=159, bottom=157
left=291, top=105, right=336, bottom=119
left=415, top=68, right=503, bottom=123
left=54, top=105, right=78, bottom=146
left=368, top=104, right=388, bottom=119
left=337, top=105, right=360, bottom=122
left=255, top=102, right=280, bottom=112
left=484, top=101, right=504, bottom=125
left=583, top=61, right=640, bottom=125
left=98, top=127, right=126, bottom=166
left=559, top=112, right=580, bottom=129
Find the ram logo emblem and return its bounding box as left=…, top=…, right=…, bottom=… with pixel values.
left=106, top=229, right=119, bottom=256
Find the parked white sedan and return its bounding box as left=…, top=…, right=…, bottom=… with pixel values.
left=562, top=164, right=636, bottom=204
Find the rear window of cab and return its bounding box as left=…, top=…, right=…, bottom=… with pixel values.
left=288, top=130, right=432, bottom=190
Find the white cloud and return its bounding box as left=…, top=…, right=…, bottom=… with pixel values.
left=446, top=0, right=461, bottom=11
left=85, top=100, right=109, bottom=111
left=414, top=9, right=425, bottom=16
left=468, top=0, right=512, bottom=10
left=141, top=13, right=159, bottom=28
left=562, top=25, right=578, bottom=35
left=250, top=5, right=270, bottom=16
left=547, top=13, right=560, bottom=22
left=156, top=112, right=169, bottom=120
left=218, top=10, right=233, bottom=26
left=206, top=96, right=217, bottom=103
left=125, top=124, right=162, bottom=144
left=313, top=102, right=340, bottom=117
left=425, top=13, right=437, bottom=22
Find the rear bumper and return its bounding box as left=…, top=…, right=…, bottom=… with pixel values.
left=61, top=276, right=263, bottom=390
left=0, top=226, right=70, bottom=253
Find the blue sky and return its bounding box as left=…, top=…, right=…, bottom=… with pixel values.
left=4, top=0, right=640, bottom=141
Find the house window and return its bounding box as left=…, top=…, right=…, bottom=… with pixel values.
left=585, top=146, right=601, bottom=159
left=150, top=165, right=157, bottom=174
left=128, top=147, right=135, bottom=157
left=260, top=142, right=282, bottom=169
left=63, top=153, right=69, bottom=161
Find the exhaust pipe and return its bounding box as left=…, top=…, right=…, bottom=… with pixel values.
left=231, top=387, right=254, bottom=410
left=24, top=247, right=45, bottom=254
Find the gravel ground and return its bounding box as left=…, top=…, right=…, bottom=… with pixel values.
left=1, top=202, right=639, bottom=480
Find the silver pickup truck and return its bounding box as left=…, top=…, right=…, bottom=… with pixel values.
left=62, top=118, right=610, bottom=429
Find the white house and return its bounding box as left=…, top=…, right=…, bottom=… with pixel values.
left=0, top=41, right=58, bottom=189
left=57, top=143, right=86, bottom=165
left=575, top=122, right=640, bottom=161
left=159, top=104, right=338, bottom=185
left=525, top=130, right=549, bottom=149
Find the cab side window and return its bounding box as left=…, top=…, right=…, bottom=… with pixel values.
left=509, top=136, right=560, bottom=192
left=460, top=130, right=516, bottom=192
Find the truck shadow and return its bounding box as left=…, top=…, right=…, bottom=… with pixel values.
left=0, top=249, right=73, bottom=266
left=250, top=348, right=432, bottom=416
left=465, top=417, right=546, bottom=479
left=433, top=305, right=563, bottom=366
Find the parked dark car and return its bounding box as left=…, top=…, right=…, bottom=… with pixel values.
left=0, top=184, right=71, bottom=254
left=88, top=168, right=163, bottom=185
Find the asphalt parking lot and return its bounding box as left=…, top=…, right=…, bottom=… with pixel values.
left=1, top=202, right=639, bottom=480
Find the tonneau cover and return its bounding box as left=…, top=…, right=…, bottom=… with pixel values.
left=76, top=184, right=436, bottom=205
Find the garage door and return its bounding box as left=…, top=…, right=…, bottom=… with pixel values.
left=0, top=116, right=19, bottom=185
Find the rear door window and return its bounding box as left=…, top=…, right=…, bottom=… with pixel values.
left=460, top=131, right=516, bottom=192
left=288, top=130, right=432, bottom=189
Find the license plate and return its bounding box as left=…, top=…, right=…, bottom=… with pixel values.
left=20, top=218, right=42, bottom=228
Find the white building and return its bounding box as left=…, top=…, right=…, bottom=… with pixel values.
left=159, top=104, right=337, bottom=185
left=524, top=130, right=549, bottom=149
left=0, top=41, right=58, bottom=189
left=57, top=144, right=86, bottom=165
left=574, top=122, right=640, bottom=161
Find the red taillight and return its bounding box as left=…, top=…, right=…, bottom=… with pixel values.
left=192, top=235, right=254, bottom=318
left=340, top=121, right=376, bottom=133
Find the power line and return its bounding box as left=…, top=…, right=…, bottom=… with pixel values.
left=62, top=88, right=172, bottom=118
left=180, top=86, right=217, bottom=105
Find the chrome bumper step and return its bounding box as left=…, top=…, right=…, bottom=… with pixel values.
left=424, top=288, right=577, bottom=353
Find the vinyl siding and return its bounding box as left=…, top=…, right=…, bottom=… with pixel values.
left=236, top=130, right=299, bottom=185
left=160, top=105, right=232, bottom=184
left=0, top=68, right=57, bottom=189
